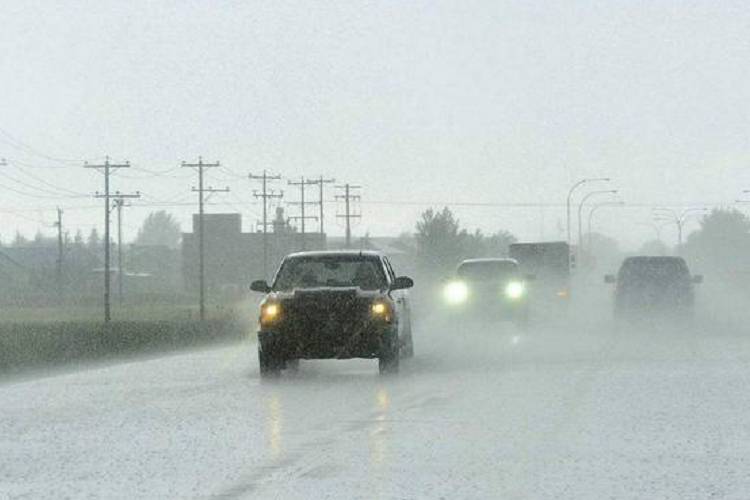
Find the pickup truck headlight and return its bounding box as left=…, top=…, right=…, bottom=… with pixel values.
left=371, top=300, right=392, bottom=322
left=260, top=302, right=282, bottom=326
left=505, top=281, right=525, bottom=300
left=444, top=281, right=469, bottom=304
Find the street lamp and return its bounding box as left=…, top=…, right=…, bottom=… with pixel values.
left=566, top=177, right=610, bottom=245
left=587, top=201, right=625, bottom=251
left=652, top=207, right=709, bottom=248
left=578, top=189, right=618, bottom=251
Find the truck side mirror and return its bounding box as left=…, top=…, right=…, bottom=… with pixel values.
left=604, top=274, right=616, bottom=284
left=250, top=280, right=271, bottom=293
left=391, top=276, right=414, bottom=290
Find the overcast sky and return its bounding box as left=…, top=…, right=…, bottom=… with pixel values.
left=1, top=1, right=749, bottom=250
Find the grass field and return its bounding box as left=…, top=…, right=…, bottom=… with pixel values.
left=0, top=297, right=259, bottom=323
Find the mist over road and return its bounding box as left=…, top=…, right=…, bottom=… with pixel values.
left=2, top=306, right=749, bottom=499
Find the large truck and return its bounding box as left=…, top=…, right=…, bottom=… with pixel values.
left=509, top=241, right=571, bottom=309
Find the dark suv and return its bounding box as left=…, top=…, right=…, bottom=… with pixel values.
left=250, top=251, right=414, bottom=377
left=605, top=256, right=702, bottom=321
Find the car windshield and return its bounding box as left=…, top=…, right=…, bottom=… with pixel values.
left=457, top=261, right=519, bottom=282
left=274, top=256, right=387, bottom=291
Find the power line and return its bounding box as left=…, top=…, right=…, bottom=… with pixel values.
left=0, top=169, right=88, bottom=198
left=5, top=159, right=88, bottom=196
left=0, top=127, right=103, bottom=164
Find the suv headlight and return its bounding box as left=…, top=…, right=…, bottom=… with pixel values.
left=505, top=281, right=525, bottom=300
left=444, top=281, right=469, bottom=304
left=260, top=302, right=282, bottom=326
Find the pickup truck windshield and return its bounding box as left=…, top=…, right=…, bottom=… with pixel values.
left=457, top=261, right=519, bottom=282
left=274, top=256, right=387, bottom=291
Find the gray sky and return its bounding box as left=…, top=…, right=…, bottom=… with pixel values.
left=1, top=1, right=749, bottom=249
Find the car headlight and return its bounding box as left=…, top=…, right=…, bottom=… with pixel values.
left=505, top=281, right=525, bottom=300
left=371, top=300, right=392, bottom=321
left=444, top=281, right=469, bottom=304
left=260, top=302, right=281, bottom=326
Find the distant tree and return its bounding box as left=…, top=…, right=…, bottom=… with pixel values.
left=87, top=228, right=101, bottom=253
left=33, top=230, right=55, bottom=247
left=683, top=208, right=750, bottom=283
left=135, top=211, right=181, bottom=248
left=484, top=229, right=517, bottom=257
left=415, top=207, right=465, bottom=276
left=13, top=231, right=28, bottom=247
left=73, top=229, right=85, bottom=249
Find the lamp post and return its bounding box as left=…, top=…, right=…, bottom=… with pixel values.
left=566, top=177, right=610, bottom=245
left=578, top=189, right=618, bottom=251
left=652, top=207, right=709, bottom=248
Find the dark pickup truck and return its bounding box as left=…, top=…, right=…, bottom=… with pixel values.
left=250, top=250, right=414, bottom=377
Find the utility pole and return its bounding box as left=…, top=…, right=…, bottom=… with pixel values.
left=54, top=207, right=63, bottom=300
left=335, top=184, right=362, bottom=248
left=249, top=170, right=283, bottom=279
left=305, top=176, right=336, bottom=243
left=182, top=157, right=227, bottom=321
left=288, top=177, right=318, bottom=251
left=112, top=193, right=141, bottom=304
left=85, top=156, right=131, bottom=323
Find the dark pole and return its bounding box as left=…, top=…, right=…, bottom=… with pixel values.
left=182, top=157, right=227, bottom=320
left=56, top=207, right=63, bottom=300
left=198, top=158, right=205, bottom=320
left=300, top=177, right=306, bottom=250
left=104, top=158, right=111, bottom=322
left=344, top=184, right=351, bottom=247
left=117, top=200, right=123, bottom=304
left=577, top=189, right=618, bottom=252
left=250, top=170, right=282, bottom=279
left=262, top=171, right=268, bottom=275
left=319, top=176, right=325, bottom=236
left=85, top=157, right=132, bottom=323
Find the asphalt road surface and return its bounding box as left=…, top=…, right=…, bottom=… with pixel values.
left=2, top=309, right=750, bottom=499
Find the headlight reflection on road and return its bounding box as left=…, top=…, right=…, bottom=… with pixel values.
left=369, top=387, right=390, bottom=468
left=265, top=394, right=283, bottom=460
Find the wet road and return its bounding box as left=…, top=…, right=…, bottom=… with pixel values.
left=2, top=312, right=750, bottom=499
